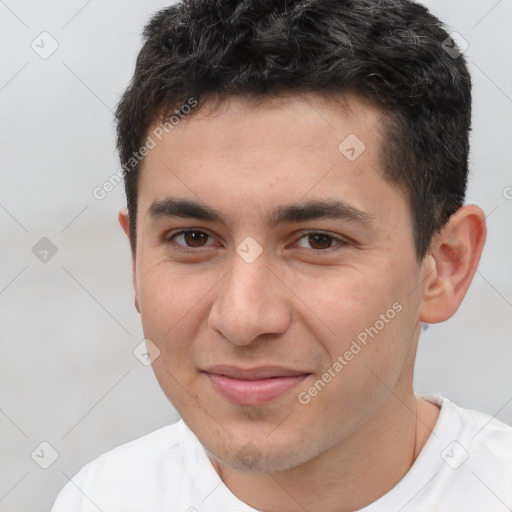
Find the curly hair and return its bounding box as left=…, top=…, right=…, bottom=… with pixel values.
left=115, top=0, right=471, bottom=260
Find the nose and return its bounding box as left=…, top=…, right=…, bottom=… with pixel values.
left=208, top=251, right=291, bottom=346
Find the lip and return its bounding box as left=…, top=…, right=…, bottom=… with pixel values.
left=203, top=365, right=310, bottom=406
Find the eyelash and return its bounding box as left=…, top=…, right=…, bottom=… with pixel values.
left=164, top=229, right=349, bottom=254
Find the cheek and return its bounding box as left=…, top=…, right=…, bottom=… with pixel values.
left=296, top=297, right=414, bottom=437
left=293, top=265, right=414, bottom=390
left=292, top=266, right=401, bottom=349
left=136, top=261, right=209, bottom=411
left=136, top=257, right=212, bottom=341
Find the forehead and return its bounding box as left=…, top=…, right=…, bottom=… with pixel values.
left=151, top=92, right=385, bottom=155
left=137, top=93, right=404, bottom=229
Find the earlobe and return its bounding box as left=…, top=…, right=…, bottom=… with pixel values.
left=118, top=208, right=141, bottom=314
left=418, top=205, right=487, bottom=324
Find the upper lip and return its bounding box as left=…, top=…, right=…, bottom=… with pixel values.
left=203, top=365, right=310, bottom=380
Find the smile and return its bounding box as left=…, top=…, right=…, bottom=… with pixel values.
left=203, top=366, right=310, bottom=406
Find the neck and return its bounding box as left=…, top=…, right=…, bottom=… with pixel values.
left=209, top=391, right=440, bottom=512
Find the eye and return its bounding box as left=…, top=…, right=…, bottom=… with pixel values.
left=165, top=229, right=215, bottom=251
left=164, top=229, right=349, bottom=254
left=295, top=231, right=349, bottom=251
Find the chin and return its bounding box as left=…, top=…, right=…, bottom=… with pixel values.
left=205, top=432, right=324, bottom=473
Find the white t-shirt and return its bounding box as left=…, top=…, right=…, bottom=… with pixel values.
left=51, top=395, right=512, bottom=511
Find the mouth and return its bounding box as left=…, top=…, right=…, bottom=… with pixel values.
left=202, top=365, right=311, bottom=406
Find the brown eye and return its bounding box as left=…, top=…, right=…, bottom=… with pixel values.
left=295, top=231, right=349, bottom=251
left=307, top=233, right=334, bottom=250
left=167, top=230, right=213, bottom=250
left=182, top=231, right=209, bottom=247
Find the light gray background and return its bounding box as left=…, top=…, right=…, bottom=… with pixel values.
left=1, top=1, right=511, bottom=510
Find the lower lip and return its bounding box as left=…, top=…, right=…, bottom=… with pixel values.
left=206, top=373, right=309, bottom=406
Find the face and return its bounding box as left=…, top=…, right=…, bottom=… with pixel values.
left=124, top=93, right=431, bottom=472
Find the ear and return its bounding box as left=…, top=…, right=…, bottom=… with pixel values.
left=418, top=204, right=487, bottom=324
left=118, top=208, right=141, bottom=314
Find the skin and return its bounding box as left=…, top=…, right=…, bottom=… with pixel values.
left=118, top=93, right=486, bottom=512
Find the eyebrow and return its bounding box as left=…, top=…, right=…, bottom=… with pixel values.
left=147, top=197, right=375, bottom=228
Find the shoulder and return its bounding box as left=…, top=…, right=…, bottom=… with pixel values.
left=424, top=395, right=512, bottom=509
left=441, top=396, right=512, bottom=445
left=452, top=397, right=512, bottom=468
left=370, top=395, right=512, bottom=512
left=83, top=420, right=184, bottom=476
left=425, top=394, right=512, bottom=460
left=94, top=420, right=182, bottom=463
left=52, top=420, right=189, bottom=511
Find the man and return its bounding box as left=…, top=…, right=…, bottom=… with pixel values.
left=52, top=0, right=512, bottom=510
